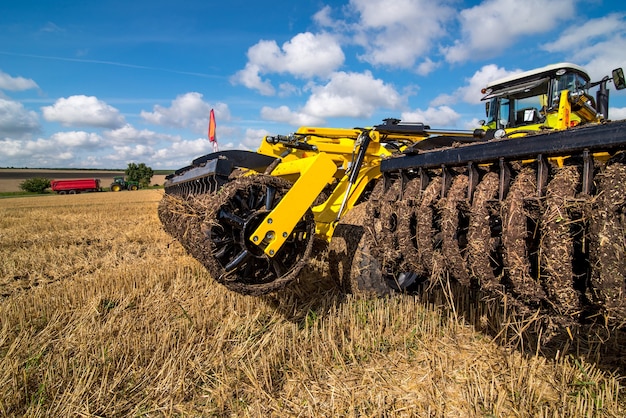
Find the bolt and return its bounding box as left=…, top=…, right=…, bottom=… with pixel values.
left=282, top=232, right=288, bottom=238
left=253, top=236, right=258, bottom=242
left=269, top=250, right=275, bottom=256
left=267, top=218, right=273, bottom=224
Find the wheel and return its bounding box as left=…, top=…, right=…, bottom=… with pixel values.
left=111, top=184, right=121, bottom=192
left=130, top=185, right=138, bottom=191
left=199, top=175, right=315, bottom=295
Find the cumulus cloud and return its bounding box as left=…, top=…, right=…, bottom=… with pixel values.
left=231, top=32, right=345, bottom=95
left=50, top=131, right=101, bottom=147
left=41, top=95, right=125, bottom=128
left=349, top=0, right=454, bottom=68
left=303, top=71, right=404, bottom=118
left=443, top=0, right=576, bottom=63
left=609, top=107, right=626, bottom=120
left=151, top=137, right=217, bottom=167
left=457, top=64, right=521, bottom=104
left=0, top=70, right=39, bottom=91
left=541, top=13, right=626, bottom=81
left=542, top=13, right=625, bottom=53
left=232, top=64, right=275, bottom=96
left=0, top=98, right=40, bottom=136
left=243, top=128, right=271, bottom=149
left=401, top=106, right=461, bottom=127
left=0, top=137, right=69, bottom=165
left=430, top=64, right=521, bottom=107
left=260, top=105, right=325, bottom=126
left=140, top=93, right=229, bottom=134
left=104, top=123, right=173, bottom=146
left=260, top=71, right=404, bottom=125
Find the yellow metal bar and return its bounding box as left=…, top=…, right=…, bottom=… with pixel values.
left=250, top=152, right=337, bottom=256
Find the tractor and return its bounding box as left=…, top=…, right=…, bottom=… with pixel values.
left=110, top=176, right=140, bottom=192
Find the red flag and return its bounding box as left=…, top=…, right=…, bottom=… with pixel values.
left=208, top=109, right=217, bottom=143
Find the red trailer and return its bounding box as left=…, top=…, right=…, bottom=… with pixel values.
left=50, top=178, right=102, bottom=194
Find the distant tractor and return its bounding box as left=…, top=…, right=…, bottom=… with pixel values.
left=110, top=176, right=140, bottom=192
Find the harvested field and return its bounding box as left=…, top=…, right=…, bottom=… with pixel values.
left=1, top=190, right=625, bottom=416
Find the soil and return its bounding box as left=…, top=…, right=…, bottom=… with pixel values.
left=415, top=176, right=443, bottom=277
left=467, top=171, right=500, bottom=291
left=396, top=177, right=426, bottom=275
left=439, top=174, right=470, bottom=285
left=589, top=163, right=626, bottom=324
left=501, top=167, right=544, bottom=303
left=540, top=165, right=580, bottom=316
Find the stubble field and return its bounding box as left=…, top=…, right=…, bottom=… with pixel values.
left=0, top=190, right=624, bottom=416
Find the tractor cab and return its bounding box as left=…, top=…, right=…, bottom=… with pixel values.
left=480, top=63, right=625, bottom=136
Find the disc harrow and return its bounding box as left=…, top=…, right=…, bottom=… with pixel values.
left=355, top=154, right=626, bottom=326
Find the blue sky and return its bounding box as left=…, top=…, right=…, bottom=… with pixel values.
left=1, top=0, right=625, bottom=170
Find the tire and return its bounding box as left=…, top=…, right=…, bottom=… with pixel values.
left=111, top=184, right=121, bottom=192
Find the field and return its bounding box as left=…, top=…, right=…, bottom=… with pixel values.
left=0, top=169, right=168, bottom=193
left=1, top=190, right=625, bottom=416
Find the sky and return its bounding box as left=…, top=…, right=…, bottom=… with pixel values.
left=1, top=0, right=626, bottom=170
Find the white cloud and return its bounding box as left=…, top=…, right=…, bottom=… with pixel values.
left=243, top=128, right=270, bottom=149
left=313, top=5, right=335, bottom=28
left=104, top=123, right=173, bottom=145
left=443, top=0, right=576, bottom=63
left=0, top=70, right=39, bottom=91
left=401, top=106, right=461, bottom=127
left=50, top=131, right=101, bottom=147
left=416, top=58, right=439, bottom=76
left=231, top=32, right=345, bottom=94
left=0, top=98, right=40, bottom=136
left=231, top=64, right=275, bottom=96
left=542, top=13, right=625, bottom=53
left=459, top=64, right=521, bottom=104
left=0, top=137, right=62, bottom=163
left=260, top=105, right=325, bottom=126
left=430, top=64, right=521, bottom=107
left=349, top=0, right=454, bottom=68
left=140, top=93, right=229, bottom=134
left=540, top=13, right=626, bottom=81
left=609, top=107, right=626, bottom=120
left=260, top=71, right=404, bottom=125
left=303, top=71, right=404, bottom=118
left=151, top=137, right=216, bottom=167
left=41, top=95, right=125, bottom=128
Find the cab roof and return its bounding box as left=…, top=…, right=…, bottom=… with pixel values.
left=485, top=62, right=590, bottom=91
